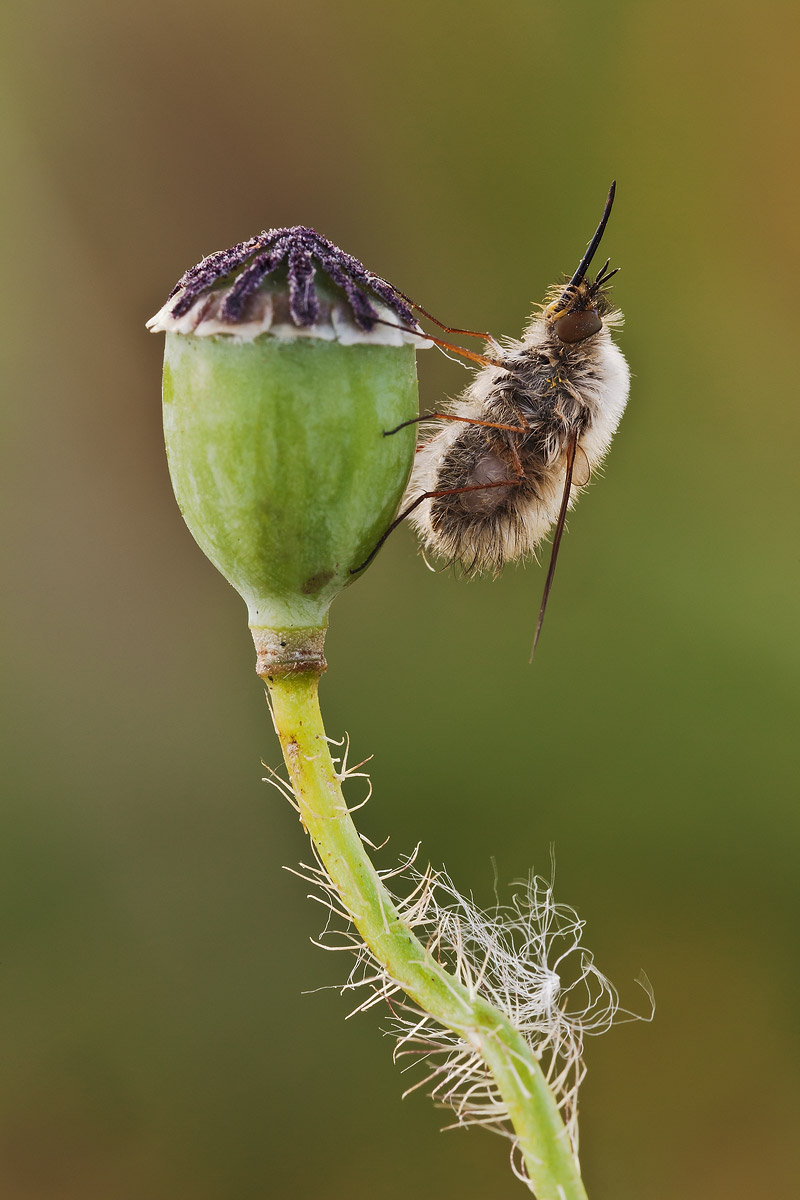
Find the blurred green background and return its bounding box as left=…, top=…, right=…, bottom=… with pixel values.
left=2, top=1, right=798, bottom=1196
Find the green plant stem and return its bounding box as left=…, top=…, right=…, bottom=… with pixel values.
left=266, top=669, right=588, bottom=1200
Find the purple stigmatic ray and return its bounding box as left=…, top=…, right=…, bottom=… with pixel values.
left=168, top=236, right=266, bottom=311
left=162, top=226, right=415, bottom=331
left=219, top=243, right=287, bottom=322
left=287, top=246, right=320, bottom=327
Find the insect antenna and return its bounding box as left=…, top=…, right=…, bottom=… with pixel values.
left=593, top=258, right=620, bottom=288
left=548, top=181, right=617, bottom=314
left=529, top=430, right=578, bottom=662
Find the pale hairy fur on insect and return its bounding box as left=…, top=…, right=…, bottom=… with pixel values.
left=407, top=306, right=630, bottom=576
left=269, top=739, right=652, bottom=1184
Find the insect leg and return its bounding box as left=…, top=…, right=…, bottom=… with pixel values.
left=370, top=316, right=502, bottom=367
left=384, top=413, right=527, bottom=437
left=529, top=430, right=578, bottom=662
left=350, top=479, right=523, bottom=575
left=503, top=426, right=526, bottom=478
left=383, top=287, right=494, bottom=342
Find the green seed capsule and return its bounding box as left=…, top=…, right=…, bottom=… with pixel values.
left=149, top=227, right=423, bottom=672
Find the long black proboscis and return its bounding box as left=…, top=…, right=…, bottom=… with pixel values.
left=565, top=180, right=616, bottom=291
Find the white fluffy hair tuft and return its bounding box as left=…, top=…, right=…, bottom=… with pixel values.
left=274, top=747, right=652, bottom=1178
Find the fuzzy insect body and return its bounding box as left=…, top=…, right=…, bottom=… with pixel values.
left=361, top=183, right=633, bottom=656
left=347, top=183, right=630, bottom=654
left=408, top=302, right=630, bottom=576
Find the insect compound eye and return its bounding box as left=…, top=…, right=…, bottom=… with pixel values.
left=553, top=308, right=603, bottom=343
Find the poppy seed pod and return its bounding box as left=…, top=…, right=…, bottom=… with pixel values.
left=148, top=227, right=426, bottom=675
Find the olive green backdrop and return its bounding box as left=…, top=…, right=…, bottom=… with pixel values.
left=2, top=2, right=798, bottom=1197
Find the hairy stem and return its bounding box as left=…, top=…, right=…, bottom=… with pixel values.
left=265, top=668, right=588, bottom=1200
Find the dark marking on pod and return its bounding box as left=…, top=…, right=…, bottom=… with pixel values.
left=301, top=568, right=335, bottom=595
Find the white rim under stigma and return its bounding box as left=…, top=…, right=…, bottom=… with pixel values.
left=147, top=284, right=430, bottom=347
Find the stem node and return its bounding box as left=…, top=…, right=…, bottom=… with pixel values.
left=252, top=626, right=328, bottom=679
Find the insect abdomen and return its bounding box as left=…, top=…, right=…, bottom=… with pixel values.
left=406, top=325, right=629, bottom=575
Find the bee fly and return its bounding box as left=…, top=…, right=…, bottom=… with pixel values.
left=357, top=182, right=630, bottom=660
